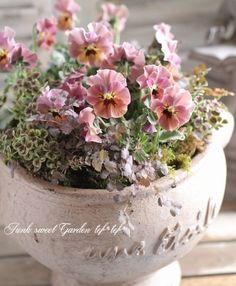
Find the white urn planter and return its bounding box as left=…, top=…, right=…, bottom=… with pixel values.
left=0, top=114, right=234, bottom=286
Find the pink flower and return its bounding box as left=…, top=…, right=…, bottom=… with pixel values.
left=55, top=0, right=80, bottom=31
left=79, top=107, right=102, bottom=143
left=100, top=3, right=129, bottom=32
left=151, top=85, right=195, bottom=130
left=0, top=26, right=16, bottom=70
left=86, top=69, right=131, bottom=119
left=102, top=42, right=145, bottom=82
left=68, top=22, right=113, bottom=67
left=154, top=23, right=181, bottom=69
left=12, top=44, right=38, bottom=69
left=61, top=70, right=87, bottom=101
left=37, top=87, right=68, bottom=114
left=137, top=65, right=173, bottom=99
left=36, top=17, right=57, bottom=50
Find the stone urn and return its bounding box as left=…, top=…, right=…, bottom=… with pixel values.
left=0, top=113, right=234, bottom=286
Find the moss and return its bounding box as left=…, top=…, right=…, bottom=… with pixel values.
left=174, top=135, right=205, bottom=158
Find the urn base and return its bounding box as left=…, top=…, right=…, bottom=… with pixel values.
left=51, top=261, right=181, bottom=286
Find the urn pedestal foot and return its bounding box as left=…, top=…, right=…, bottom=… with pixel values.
left=51, top=261, right=181, bottom=286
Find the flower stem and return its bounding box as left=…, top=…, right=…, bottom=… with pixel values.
left=152, top=125, right=161, bottom=153
left=115, top=29, right=121, bottom=45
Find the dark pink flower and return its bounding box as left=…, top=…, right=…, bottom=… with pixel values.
left=68, top=22, right=113, bottom=67
left=154, top=23, right=181, bottom=69
left=102, top=42, right=145, bottom=82
left=0, top=26, right=16, bottom=70
left=87, top=69, right=131, bottom=119
left=37, top=87, right=68, bottom=114
left=79, top=107, right=102, bottom=143
left=36, top=17, right=57, bottom=50
left=137, top=64, right=173, bottom=99
left=12, top=44, right=38, bottom=69
left=55, top=0, right=80, bottom=31
left=100, top=3, right=129, bottom=32
left=151, top=85, right=195, bottom=130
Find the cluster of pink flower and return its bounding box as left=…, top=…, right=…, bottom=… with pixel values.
left=36, top=0, right=80, bottom=50
left=137, top=65, right=194, bottom=131
left=34, top=2, right=195, bottom=143
left=0, top=27, right=37, bottom=70
left=1, top=1, right=195, bottom=143
left=35, top=1, right=129, bottom=51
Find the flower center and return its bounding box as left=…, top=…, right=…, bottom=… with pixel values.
left=103, top=92, right=114, bottom=101
left=0, top=49, right=8, bottom=63
left=58, top=13, right=73, bottom=30
left=85, top=45, right=98, bottom=57
left=163, top=106, right=175, bottom=118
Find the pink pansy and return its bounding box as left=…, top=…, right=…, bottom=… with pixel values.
left=151, top=85, right=195, bottom=131
left=154, top=23, right=181, bottom=69
left=154, top=23, right=174, bottom=43
left=79, top=107, right=102, bottom=143
left=100, top=3, right=129, bottom=32
left=61, top=70, right=87, bottom=101
left=12, top=44, right=38, bottom=69
left=37, top=87, right=68, bottom=114
left=55, top=0, right=80, bottom=31
left=137, top=65, right=173, bottom=99
left=68, top=22, right=113, bottom=67
left=87, top=69, right=131, bottom=119
left=36, top=17, right=57, bottom=50
left=0, top=26, right=16, bottom=70
left=102, top=42, right=145, bottom=82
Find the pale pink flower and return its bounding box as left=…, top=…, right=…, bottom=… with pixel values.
left=12, top=44, right=38, bottom=69
left=151, top=85, right=195, bottom=130
left=87, top=69, right=131, bottom=119
left=37, top=87, right=68, bottom=114
left=69, top=22, right=113, bottom=67
left=154, top=23, right=174, bottom=43
left=55, top=0, right=80, bottom=30
left=154, top=23, right=181, bottom=69
left=0, top=26, right=16, bottom=70
left=102, top=42, right=145, bottom=82
left=79, top=107, right=102, bottom=143
left=137, top=65, right=173, bottom=99
left=100, top=3, right=129, bottom=32
left=36, top=17, right=57, bottom=50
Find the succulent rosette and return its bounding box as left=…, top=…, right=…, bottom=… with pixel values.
left=0, top=2, right=230, bottom=190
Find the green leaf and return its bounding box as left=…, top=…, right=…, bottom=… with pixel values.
left=159, top=130, right=185, bottom=143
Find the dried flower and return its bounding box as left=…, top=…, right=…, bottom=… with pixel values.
left=68, top=22, right=113, bottom=67
left=87, top=69, right=131, bottom=119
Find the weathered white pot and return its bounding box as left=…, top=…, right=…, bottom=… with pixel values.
left=0, top=116, right=233, bottom=286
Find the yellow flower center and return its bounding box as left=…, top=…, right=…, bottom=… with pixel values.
left=58, top=13, right=73, bottom=30
left=0, top=49, right=8, bottom=63
left=103, top=92, right=114, bottom=101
